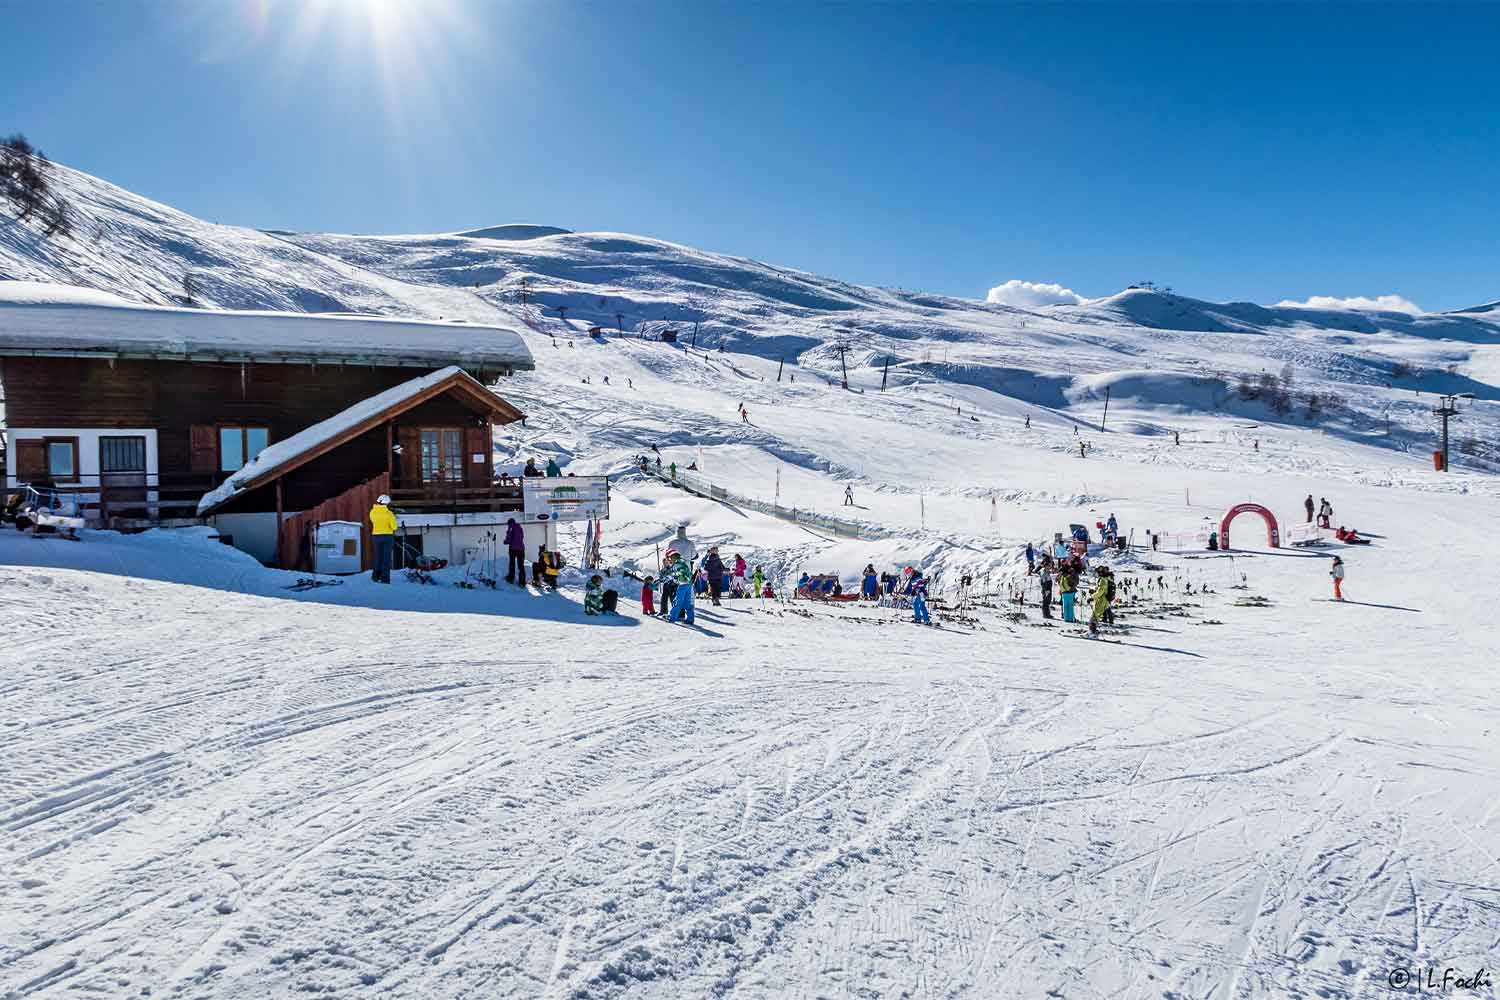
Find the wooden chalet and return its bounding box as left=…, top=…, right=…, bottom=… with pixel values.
left=0, top=283, right=537, bottom=569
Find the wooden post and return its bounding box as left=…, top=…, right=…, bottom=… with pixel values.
left=776, top=356, right=784, bottom=382
left=275, top=476, right=285, bottom=569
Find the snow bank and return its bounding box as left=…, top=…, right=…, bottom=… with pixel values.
left=0, top=279, right=133, bottom=307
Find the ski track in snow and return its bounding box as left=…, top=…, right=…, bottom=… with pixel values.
left=1, top=542, right=1496, bottom=998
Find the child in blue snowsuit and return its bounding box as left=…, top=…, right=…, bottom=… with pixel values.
left=911, top=575, right=931, bottom=624
left=665, top=553, right=695, bottom=625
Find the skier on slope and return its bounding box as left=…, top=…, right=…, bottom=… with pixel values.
left=703, top=547, right=726, bottom=606
left=1318, top=498, right=1333, bottom=529
left=1330, top=555, right=1345, bottom=601
left=1039, top=563, right=1054, bottom=619
left=862, top=563, right=878, bottom=600
left=844, top=485, right=855, bottom=507
left=1025, top=542, right=1036, bottom=575
left=910, top=572, right=932, bottom=625
left=1304, top=494, right=1315, bottom=523
left=663, top=551, right=695, bottom=624
left=1088, top=568, right=1113, bottom=635
left=752, top=565, right=765, bottom=598
left=1058, top=566, right=1078, bottom=623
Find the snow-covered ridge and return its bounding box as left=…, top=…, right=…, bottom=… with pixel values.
left=1, top=159, right=1498, bottom=450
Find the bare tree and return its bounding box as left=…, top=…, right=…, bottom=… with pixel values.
left=1, top=133, right=71, bottom=236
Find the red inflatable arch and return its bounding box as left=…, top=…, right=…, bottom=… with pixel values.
left=1220, top=503, right=1280, bottom=550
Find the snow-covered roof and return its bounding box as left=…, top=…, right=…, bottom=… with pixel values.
left=0, top=281, right=534, bottom=370
left=197, top=365, right=519, bottom=515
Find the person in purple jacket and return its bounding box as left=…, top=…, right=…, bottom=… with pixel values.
left=504, top=517, right=526, bottom=586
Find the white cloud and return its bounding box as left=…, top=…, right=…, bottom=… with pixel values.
left=1274, top=294, right=1424, bottom=315
left=986, top=279, right=1085, bottom=308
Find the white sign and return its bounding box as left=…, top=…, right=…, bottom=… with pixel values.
left=522, top=476, right=610, bottom=522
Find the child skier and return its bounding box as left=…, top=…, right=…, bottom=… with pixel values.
left=1088, top=571, right=1112, bottom=635
left=585, top=575, right=604, bottom=615
left=664, top=551, right=695, bottom=624
left=641, top=576, right=656, bottom=616
left=1058, top=568, right=1077, bottom=623
left=911, top=573, right=931, bottom=625
left=752, top=565, right=765, bottom=598
left=1330, top=555, right=1345, bottom=600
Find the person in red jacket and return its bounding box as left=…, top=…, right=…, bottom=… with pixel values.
left=641, top=576, right=656, bottom=616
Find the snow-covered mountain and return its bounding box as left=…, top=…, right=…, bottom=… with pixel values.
left=4, top=162, right=1498, bottom=433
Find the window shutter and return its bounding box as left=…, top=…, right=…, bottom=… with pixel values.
left=398, top=427, right=421, bottom=487
left=16, top=440, right=46, bottom=481
left=190, top=424, right=216, bottom=474
left=464, top=425, right=489, bottom=487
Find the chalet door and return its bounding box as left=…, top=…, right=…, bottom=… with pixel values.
left=99, top=435, right=148, bottom=517
left=419, top=429, right=464, bottom=484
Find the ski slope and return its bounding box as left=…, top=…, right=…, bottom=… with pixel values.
left=3, top=162, right=1500, bottom=998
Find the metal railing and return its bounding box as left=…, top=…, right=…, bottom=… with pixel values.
left=3, top=472, right=218, bottom=524
left=642, top=465, right=893, bottom=540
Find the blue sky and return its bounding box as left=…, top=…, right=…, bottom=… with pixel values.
left=5, top=1, right=1498, bottom=310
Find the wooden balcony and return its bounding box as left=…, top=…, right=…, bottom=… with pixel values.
left=387, top=482, right=524, bottom=514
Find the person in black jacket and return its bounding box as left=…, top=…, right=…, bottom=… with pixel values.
left=703, top=546, right=726, bottom=606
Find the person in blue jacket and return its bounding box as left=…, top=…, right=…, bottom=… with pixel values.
left=861, top=563, right=878, bottom=599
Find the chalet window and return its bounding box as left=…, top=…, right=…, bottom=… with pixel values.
left=219, top=426, right=269, bottom=472
left=419, top=428, right=464, bottom=483
left=100, top=436, right=146, bottom=474
left=44, top=437, right=79, bottom=482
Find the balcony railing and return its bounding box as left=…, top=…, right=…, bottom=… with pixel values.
left=4, top=472, right=219, bottom=525
left=388, top=482, right=524, bottom=514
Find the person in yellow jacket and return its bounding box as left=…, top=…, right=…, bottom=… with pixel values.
left=369, top=493, right=397, bottom=583
left=1088, top=567, right=1113, bottom=635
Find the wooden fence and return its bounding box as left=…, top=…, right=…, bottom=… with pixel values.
left=277, top=472, right=390, bottom=572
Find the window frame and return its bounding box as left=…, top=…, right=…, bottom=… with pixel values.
left=217, top=425, right=270, bottom=473
left=418, top=426, right=465, bottom=484
left=42, top=436, right=80, bottom=483
left=99, top=435, right=147, bottom=475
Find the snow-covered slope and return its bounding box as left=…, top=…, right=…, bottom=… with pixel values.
left=4, top=161, right=1498, bottom=442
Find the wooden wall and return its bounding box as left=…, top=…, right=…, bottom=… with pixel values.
left=278, top=471, right=390, bottom=572
left=0, top=357, right=429, bottom=476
